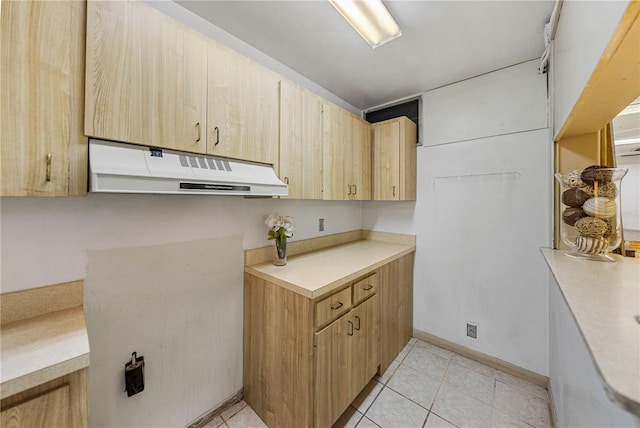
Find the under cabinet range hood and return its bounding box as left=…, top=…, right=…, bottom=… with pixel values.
left=89, top=139, right=288, bottom=196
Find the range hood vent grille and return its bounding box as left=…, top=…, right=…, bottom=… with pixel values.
left=89, top=139, right=288, bottom=197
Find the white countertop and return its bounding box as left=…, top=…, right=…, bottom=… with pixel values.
left=246, top=240, right=415, bottom=299
left=541, top=248, right=640, bottom=415
left=1, top=306, right=90, bottom=399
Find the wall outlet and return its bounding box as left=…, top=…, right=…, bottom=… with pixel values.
left=466, top=323, right=477, bottom=339
left=319, top=218, right=325, bottom=232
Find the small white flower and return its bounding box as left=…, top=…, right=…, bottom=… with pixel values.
left=264, top=213, right=294, bottom=239
left=265, top=213, right=279, bottom=229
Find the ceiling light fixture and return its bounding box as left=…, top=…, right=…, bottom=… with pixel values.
left=328, top=0, right=402, bottom=49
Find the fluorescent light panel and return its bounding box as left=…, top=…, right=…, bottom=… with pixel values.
left=329, top=0, right=402, bottom=49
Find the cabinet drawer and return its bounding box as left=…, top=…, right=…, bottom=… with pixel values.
left=353, top=274, right=377, bottom=305
left=315, top=287, right=351, bottom=329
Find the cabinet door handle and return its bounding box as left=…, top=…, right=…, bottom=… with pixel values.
left=363, top=284, right=373, bottom=291
left=46, top=153, right=52, bottom=182
left=214, top=126, right=220, bottom=146
left=284, top=177, right=289, bottom=185
left=392, top=185, right=396, bottom=197
left=347, top=321, right=354, bottom=336
left=353, top=184, right=357, bottom=195
left=330, top=302, right=343, bottom=310
left=354, top=315, right=361, bottom=331
left=196, top=122, right=201, bottom=143
left=347, top=185, right=352, bottom=195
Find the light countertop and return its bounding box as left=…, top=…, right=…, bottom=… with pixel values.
left=245, top=239, right=415, bottom=299
left=1, top=306, right=90, bottom=399
left=541, top=248, right=640, bottom=415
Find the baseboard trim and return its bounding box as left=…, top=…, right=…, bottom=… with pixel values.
left=186, top=388, right=243, bottom=428
left=547, top=379, right=559, bottom=428
left=413, top=329, right=549, bottom=388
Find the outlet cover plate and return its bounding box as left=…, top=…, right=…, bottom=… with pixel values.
left=467, top=323, right=477, bottom=339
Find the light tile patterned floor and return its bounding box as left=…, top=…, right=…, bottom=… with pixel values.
left=206, top=338, right=551, bottom=428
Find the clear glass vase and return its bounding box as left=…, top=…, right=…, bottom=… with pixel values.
left=555, top=167, right=628, bottom=262
left=274, top=236, right=287, bottom=266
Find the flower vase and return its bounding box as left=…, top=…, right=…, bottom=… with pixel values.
left=555, top=167, right=627, bottom=262
left=274, top=236, right=287, bottom=266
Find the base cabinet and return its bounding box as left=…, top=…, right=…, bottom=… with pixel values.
left=0, top=369, right=88, bottom=428
left=315, top=295, right=378, bottom=428
left=379, top=253, right=415, bottom=373
left=244, top=252, right=413, bottom=428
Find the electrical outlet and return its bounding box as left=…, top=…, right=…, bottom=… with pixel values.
left=466, top=323, right=477, bottom=339
left=319, top=218, right=325, bottom=232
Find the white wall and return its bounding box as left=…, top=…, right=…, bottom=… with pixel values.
left=548, top=274, right=638, bottom=427
left=363, top=61, right=552, bottom=375
left=423, top=60, right=547, bottom=146
left=0, top=195, right=361, bottom=426
left=552, top=0, right=630, bottom=137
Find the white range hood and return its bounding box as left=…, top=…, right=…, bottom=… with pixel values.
left=89, top=139, right=288, bottom=196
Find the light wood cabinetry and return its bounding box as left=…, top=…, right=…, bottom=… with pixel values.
left=322, top=102, right=372, bottom=200
left=350, top=294, right=379, bottom=398
left=244, top=241, right=414, bottom=428
left=378, top=253, right=415, bottom=373
left=372, top=117, right=417, bottom=201
left=315, top=294, right=378, bottom=428
left=207, top=40, right=280, bottom=166
left=1, top=369, right=88, bottom=428
left=314, top=309, right=354, bottom=428
left=279, top=80, right=324, bottom=199
left=85, top=0, right=208, bottom=153
left=1, top=0, right=87, bottom=196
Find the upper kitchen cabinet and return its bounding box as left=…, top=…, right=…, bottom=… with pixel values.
left=322, top=102, right=372, bottom=200
left=372, top=117, right=417, bottom=201
left=85, top=0, right=208, bottom=153
left=279, top=80, right=323, bottom=199
left=207, top=40, right=280, bottom=167
left=1, top=0, right=87, bottom=196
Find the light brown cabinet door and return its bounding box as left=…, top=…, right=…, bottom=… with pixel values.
left=372, top=117, right=417, bottom=201
left=373, top=120, right=401, bottom=200
left=208, top=40, right=280, bottom=166
left=351, top=295, right=379, bottom=396
left=279, top=80, right=323, bottom=199
left=378, top=254, right=414, bottom=373
left=315, top=313, right=352, bottom=428
left=351, top=117, right=372, bottom=200
left=322, top=102, right=350, bottom=200
left=85, top=0, right=208, bottom=153
left=1, top=0, right=86, bottom=196
left=322, top=102, right=372, bottom=200
left=1, top=384, right=70, bottom=428
left=1, top=369, right=87, bottom=428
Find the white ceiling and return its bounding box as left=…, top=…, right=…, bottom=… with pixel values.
left=176, top=0, right=555, bottom=110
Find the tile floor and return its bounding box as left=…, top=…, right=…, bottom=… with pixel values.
left=204, top=338, right=552, bottom=428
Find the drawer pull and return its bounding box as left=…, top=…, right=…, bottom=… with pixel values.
left=363, top=284, right=373, bottom=291
left=214, top=126, right=220, bottom=146
left=46, top=153, right=52, bottom=182
left=353, top=184, right=357, bottom=195
left=347, top=185, right=352, bottom=195
left=347, top=320, right=354, bottom=336
left=354, top=315, right=361, bottom=330
left=196, top=122, right=201, bottom=142
left=330, top=302, right=343, bottom=310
